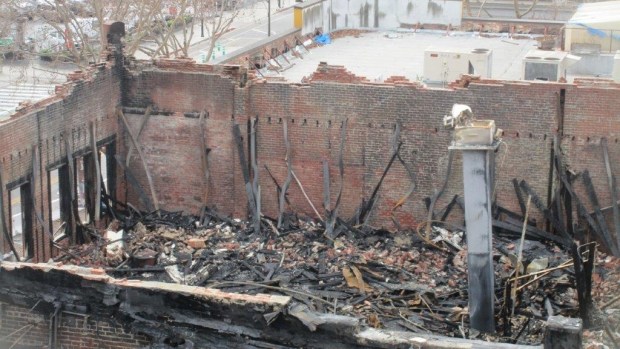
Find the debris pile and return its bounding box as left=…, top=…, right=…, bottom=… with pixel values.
left=52, top=206, right=619, bottom=346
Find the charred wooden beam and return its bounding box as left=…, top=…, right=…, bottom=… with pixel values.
left=30, top=144, right=53, bottom=243
left=601, top=138, right=620, bottom=253
left=278, top=119, right=293, bottom=229
left=493, top=219, right=569, bottom=247
left=250, top=118, right=261, bottom=235
left=582, top=170, right=619, bottom=256
left=425, top=150, right=454, bottom=233
left=233, top=124, right=257, bottom=229
left=519, top=180, right=570, bottom=241
left=570, top=242, right=594, bottom=328
left=0, top=162, right=19, bottom=260
left=391, top=122, right=417, bottom=216
left=359, top=142, right=401, bottom=224
left=114, top=155, right=153, bottom=212
left=89, top=121, right=102, bottom=223
left=64, top=136, right=83, bottom=244
left=119, top=109, right=159, bottom=213
left=199, top=111, right=210, bottom=207
left=324, top=119, right=347, bottom=239
left=126, top=106, right=152, bottom=167
left=513, top=178, right=527, bottom=217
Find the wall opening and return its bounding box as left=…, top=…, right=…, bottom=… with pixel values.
left=75, top=156, right=90, bottom=225
left=49, top=166, right=72, bottom=243
left=101, top=142, right=117, bottom=205
left=8, top=183, right=33, bottom=260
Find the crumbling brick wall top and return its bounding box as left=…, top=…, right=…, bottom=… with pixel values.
left=129, top=58, right=248, bottom=80
left=305, top=62, right=371, bottom=84
left=5, top=61, right=117, bottom=122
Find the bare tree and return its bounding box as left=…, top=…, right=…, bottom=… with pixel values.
left=193, top=0, right=241, bottom=62
left=513, top=0, right=540, bottom=19
left=2, top=0, right=243, bottom=67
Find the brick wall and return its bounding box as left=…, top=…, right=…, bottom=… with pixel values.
left=562, top=79, right=620, bottom=218
left=7, top=56, right=616, bottom=261
left=0, top=61, right=122, bottom=262
left=122, top=61, right=248, bottom=217
left=248, top=79, right=559, bottom=228
left=0, top=302, right=150, bottom=349
left=123, top=61, right=583, bottom=230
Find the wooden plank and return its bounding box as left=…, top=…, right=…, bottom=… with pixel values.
left=199, top=111, right=210, bottom=205
left=582, top=170, right=619, bottom=256
left=325, top=119, right=347, bottom=239
left=114, top=155, right=153, bottom=211
left=232, top=124, right=257, bottom=222
left=118, top=109, right=159, bottom=213
left=126, top=106, right=152, bottom=167
left=425, top=150, right=454, bottom=237
left=519, top=180, right=570, bottom=241
left=360, top=143, right=401, bottom=224
left=559, top=173, right=607, bottom=247
left=250, top=118, right=260, bottom=234
left=513, top=178, right=527, bottom=216
left=278, top=119, right=292, bottom=229
left=29, top=144, right=53, bottom=243
left=89, top=121, right=101, bottom=223
left=64, top=136, right=80, bottom=244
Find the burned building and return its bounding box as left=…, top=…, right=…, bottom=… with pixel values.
left=0, top=16, right=619, bottom=349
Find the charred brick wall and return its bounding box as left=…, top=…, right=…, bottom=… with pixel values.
left=561, top=80, right=620, bottom=224
left=0, top=302, right=150, bottom=348
left=0, top=63, right=122, bottom=262
left=121, top=61, right=248, bottom=217
left=249, top=78, right=559, bottom=228
left=2, top=54, right=619, bottom=266
left=122, top=61, right=580, bottom=229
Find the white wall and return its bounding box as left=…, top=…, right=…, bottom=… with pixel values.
left=322, top=0, right=462, bottom=31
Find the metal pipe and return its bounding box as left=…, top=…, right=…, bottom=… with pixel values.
left=460, top=147, right=496, bottom=332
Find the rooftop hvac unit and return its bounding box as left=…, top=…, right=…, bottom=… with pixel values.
left=522, top=49, right=580, bottom=82
left=424, top=48, right=493, bottom=85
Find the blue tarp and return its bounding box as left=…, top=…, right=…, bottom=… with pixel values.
left=572, top=22, right=620, bottom=40
left=314, top=34, right=331, bottom=45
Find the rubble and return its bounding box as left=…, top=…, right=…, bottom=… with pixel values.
left=51, top=205, right=619, bottom=346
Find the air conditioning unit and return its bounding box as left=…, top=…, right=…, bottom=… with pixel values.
left=522, top=49, right=580, bottom=82
left=424, top=48, right=493, bottom=85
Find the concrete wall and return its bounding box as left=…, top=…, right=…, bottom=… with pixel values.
left=323, top=0, right=462, bottom=31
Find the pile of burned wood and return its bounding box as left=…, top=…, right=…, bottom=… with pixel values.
left=51, top=204, right=617, bottom=346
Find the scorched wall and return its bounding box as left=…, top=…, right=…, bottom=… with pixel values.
left=0, top=61, right=122, bottom=262
left=122, top=61, right=616, bottom=231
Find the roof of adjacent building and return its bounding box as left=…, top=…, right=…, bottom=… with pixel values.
left=0, top=84, right=55, bottom=120
left=263, top=30, right=539, bottom=84
left=567, top=1, right=620, bottom=29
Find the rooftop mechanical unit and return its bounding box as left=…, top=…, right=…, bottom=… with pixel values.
left=522, top=49, right=581, bottom=82
left=424, top=48, right=493, bottom=85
